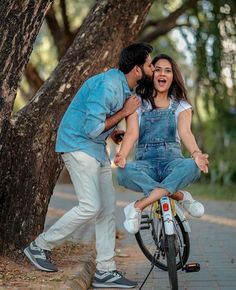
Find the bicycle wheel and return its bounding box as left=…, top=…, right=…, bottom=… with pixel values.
left=166, top=234, right=178, bottom=290
left=135, top=208, right=190, bottom=271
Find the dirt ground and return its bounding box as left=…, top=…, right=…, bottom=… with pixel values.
left=0, top=242, right=95, bottom=290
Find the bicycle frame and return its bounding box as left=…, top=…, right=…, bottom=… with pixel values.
left=160, top=196, right=191, bottom=234
left=138, top=196, right=200, bottom=290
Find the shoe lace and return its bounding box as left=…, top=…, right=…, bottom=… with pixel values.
left=112, top=270, right=125, bottom=277
left=41, top=249, right=54, bottom=263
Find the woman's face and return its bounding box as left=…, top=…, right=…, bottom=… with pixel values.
left=153, top=58, right=173, bottom=94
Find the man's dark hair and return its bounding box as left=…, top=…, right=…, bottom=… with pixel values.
left=118, top=43, right=153, bottom=74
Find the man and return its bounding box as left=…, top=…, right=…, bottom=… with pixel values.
left=24, top=43, right=154, bottom=288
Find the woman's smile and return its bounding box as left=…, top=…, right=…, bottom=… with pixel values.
left=154, top=58, right=173, bottom=93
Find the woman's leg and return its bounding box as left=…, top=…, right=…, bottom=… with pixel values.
left=160, top=158, right=200, bottom=195
left=116, top=160, right=161, bottom=197
left=117, top=161, right=171, bottom=233
left=135, top=187, right=168, bottom=210
left=160, top=158, right=204, bottom=217
left=117, top=160, right=173, bottom=210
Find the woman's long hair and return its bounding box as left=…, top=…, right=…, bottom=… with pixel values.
left=136, top=54, right=192, bottom=108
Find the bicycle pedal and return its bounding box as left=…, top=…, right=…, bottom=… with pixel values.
left=183, top=262, right=200, bottom=272
left=140, top=225, right=150, bottom=230
left=141, top=214, right=149, bottom=218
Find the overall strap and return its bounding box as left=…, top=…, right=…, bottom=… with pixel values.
left=170, top=98, right=179, bottom=113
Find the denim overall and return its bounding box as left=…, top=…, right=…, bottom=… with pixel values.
left=117, top=99, right=200, bottom=196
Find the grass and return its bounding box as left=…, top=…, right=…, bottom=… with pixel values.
left=186, top=182, right=236, bottom=201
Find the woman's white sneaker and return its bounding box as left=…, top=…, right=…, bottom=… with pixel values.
left=123, top=202, right=141, bottom=234
left=178, top=190, right=204, bottom=218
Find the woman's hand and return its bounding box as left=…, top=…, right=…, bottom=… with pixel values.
left=193, top=152, right=209, bottom=173
left=114, top=153, right=127, bottom=168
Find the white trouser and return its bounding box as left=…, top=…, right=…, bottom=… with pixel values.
left=35, top=151, right=116, bottom=271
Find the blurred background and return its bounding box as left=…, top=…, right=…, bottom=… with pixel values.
left=14, top=0, right=236, bottom=200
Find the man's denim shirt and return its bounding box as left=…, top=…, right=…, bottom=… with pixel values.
left=56, top=68, right=131, bottom=165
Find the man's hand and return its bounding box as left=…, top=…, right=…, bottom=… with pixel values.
left=121, top=95, right=141, bottom=117
left=110, top=129, right=125, bottom=144
left=104, top=95, right=140, bottom=133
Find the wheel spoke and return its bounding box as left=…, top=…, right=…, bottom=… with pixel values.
left=135, top=209, right=190, bottom=271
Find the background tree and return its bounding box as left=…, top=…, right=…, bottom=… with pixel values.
left=0, top=0, right=152, bottom=257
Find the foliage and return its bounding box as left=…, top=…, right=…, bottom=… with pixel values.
left=192, top=1, right=236, bottom=183
left=201, top=115, right=236, bottom=185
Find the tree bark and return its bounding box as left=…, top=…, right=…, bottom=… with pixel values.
left=0, top=0, right=52, bottom=142
left=0, top=0, right=153, bottom=257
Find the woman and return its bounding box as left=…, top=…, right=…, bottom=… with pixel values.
left=115, top=54, right=209, bottom=234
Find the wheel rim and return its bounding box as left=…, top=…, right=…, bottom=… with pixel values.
left=135, top=208, right=190, bottom=271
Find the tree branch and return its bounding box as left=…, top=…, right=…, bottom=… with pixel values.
left=139, top=0, right=198, bottom=42
left=25, top=62, right=44, bottom=95
left=45, top=3, right=75, bottom=59
left=59, top=0, right=71, bottom=36
left=45, top=5, right=65, bottom=57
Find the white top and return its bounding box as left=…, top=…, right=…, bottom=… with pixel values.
left=136, top=98, right=192, bottom=142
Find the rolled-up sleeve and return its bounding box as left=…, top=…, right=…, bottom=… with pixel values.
left=84, top=82, right=117, bottom=139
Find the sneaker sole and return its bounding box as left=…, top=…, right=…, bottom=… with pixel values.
left=92, top=282, right=136, bottom=288
left=123, top=220, right=138, bottom=234
left=123, top=205, right=130, bottom=218
left=124, top=205, right=140, bottom=234
left=24, top=247, right=57, bottom=272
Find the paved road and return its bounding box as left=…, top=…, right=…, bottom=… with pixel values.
left=46, top=183, right=236, bottom=290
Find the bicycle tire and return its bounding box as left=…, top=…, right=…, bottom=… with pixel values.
left=166, top=234, right=178, bottom=290
left=135, top=212, right=190, bottom=271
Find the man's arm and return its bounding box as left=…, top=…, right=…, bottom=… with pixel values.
left=84, top=81, right=140, bottom=139
left=104, top=95, right=140, bottom=132
left=84, top=83, right=116, bottom=138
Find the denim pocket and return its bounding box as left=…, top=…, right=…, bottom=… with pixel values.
left=135, top=149, right=144, bottom=160
left=141, top=146, right=166, bottom=160
left=167, top=146, right=183, bottom=159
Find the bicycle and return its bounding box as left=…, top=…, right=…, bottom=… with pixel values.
left=135, top=196, right=200, bottom=290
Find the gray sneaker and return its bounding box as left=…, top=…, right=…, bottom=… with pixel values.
left=24, top=241, right=58, bottom=272
left=92, top=269, right=137, bottom=288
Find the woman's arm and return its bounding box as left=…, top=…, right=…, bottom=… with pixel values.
left=178, top=109, right=209, bottom=173
left=114, top=112, right=139, bottom=168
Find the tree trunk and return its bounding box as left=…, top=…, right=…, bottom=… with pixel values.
left=0, top=0, right=153, bottom=257
left=0, top=1, right=52, bottom=138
